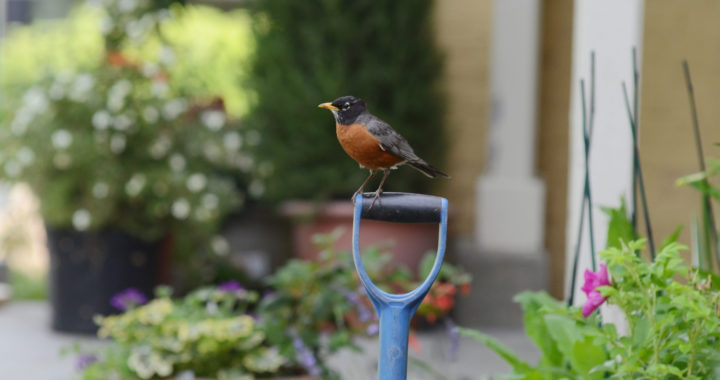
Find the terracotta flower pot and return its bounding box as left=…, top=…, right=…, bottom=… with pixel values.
left=281, top=200, right=439, bottom=271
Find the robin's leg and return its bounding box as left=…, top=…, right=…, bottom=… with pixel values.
left=369, top=168, right=391, bottom=210
left=353, top=170, right=376, bottom=203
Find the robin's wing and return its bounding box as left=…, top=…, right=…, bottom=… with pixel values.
left=364, top=116, right=420, bottom=162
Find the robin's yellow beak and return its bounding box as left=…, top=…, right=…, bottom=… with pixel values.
left=318, top=102, right=339, bottom=111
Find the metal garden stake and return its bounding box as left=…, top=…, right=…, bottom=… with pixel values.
left=352, top=192, right=448, bottom=380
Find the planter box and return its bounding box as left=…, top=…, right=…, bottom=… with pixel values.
left=48, top=227, right=160, bottom=334
left=281, top=200, right=439, bottom=271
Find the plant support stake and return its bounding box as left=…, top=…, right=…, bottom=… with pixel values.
left=353, top=192, right=448, bottom=380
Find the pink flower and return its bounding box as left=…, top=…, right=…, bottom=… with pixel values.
left=581, top=264, right=610, bottom=317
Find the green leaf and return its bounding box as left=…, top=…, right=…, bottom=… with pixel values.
left=514, top=292, right=564, bottom=367
left=544, top=314, right=581, bottom=358
left=631, top=318, right=650, bottom=347
left=601, top=198, right=635, bottom=250
left=570, top=337, right=607, bottom=379
left=457, top=328, right=533, bottom=373
left=659, top=225, right=684, bottom=251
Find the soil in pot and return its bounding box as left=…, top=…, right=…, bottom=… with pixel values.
left=48, top=227, right=160, bottom=334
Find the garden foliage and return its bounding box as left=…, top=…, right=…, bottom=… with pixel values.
left=246, top=0, right=445, bottom=201
left=0, top=1, right=258, bottom=274
left=460, top=240, right=720, bottom=379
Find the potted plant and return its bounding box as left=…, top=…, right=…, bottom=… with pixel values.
left=0, top=0, right=260, bottom=333
left=245, top=0, right=447, bottom=269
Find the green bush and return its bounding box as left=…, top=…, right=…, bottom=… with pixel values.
left=246, top=0, right=445, bottom=201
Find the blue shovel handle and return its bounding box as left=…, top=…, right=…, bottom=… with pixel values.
left=352, top=192, right=449, bottom=380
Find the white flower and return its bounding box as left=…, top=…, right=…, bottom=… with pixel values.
left=149, top=136, right=171, bottom=159
left=4, top=161, right=21, bottom=178
left=158, top=45, right=176, bottom=66
left=162, top=99, right=187, bottom=120
left=92, top=182, right=110, bottom=198
left=72, top=209, right=92, bottom=231
left=203, top=143, right=222, bottom=162
left=92, top=110, right=112, bottom=130
left=169, top=153, right=186, bottom=172
left=23, top=87, right=49, bottom=114
left=171, top=198, right=190, bottom=219
left=234, top=154, right=254, bottom=172
left=99, top=16, right=114, bottom=35
left=125, top=174, right=146, bottom=197
left=200, top=110, right=226, bottom=131
left=48, top=82, right=65, bottom=100
left=117, top=0, right=138, bottom=13
left=52, top=129, right=73, bottom=149
left=69, top=74, right=95, bottom=101
left=201, top=193, right=219, bottom=210
left=151, top=82, right=169, bottom=97
left=17, top=147, right=35, bottom=166
left=246, top=130, right=261, bottom=146
left=141, top=63, right=159, bottom=78
left=142, top=106, right=159, bottom=123
left=249, top=179, right=265, bottom=198
left=53, top=153, right=72, bottom=169
left=223, top=132, right=242, bottom=151
left=210, top=236, right=230, bottom=256
left=113, top=114, right=133, bottom=131
left=10, top=109, right=32, bottom=136
left=186, top=173, right=207, bottom=193
left=111, top=134, right=127, bottom=154
left=107, top=80, right=132, bottom=112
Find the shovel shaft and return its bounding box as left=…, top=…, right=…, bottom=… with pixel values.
left=352, top=193, right=449, bottom=380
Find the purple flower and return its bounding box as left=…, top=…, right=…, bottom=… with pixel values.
left=110, top=288, right=147, bottom=311
left=290, top=330, right=322, bottom=377
left=75, top=354, right=98, bottom=370
left=444, top=318, right=459, bottom=360
left=217, top=280, right=245, bottom=292
left=581, top=264, right=611, bottom=317
left=366, top=323, right=379, bottom=336
left=339, top=287, right=375, bottom=322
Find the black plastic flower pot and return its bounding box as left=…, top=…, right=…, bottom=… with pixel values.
left=47, top=227, right=160, bottom=334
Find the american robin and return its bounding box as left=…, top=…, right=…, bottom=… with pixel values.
left=318, top=95, right=448, bottom=207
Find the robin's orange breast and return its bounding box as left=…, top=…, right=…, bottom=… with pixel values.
left=336, top=123, right=404, bottom=170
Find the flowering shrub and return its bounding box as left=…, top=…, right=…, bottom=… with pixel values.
left=460, top=240, right=720, bottom=379
left=0, top=1, right=262, bottom=255
left=76, top=232, right=471, bottom=379
left=80, top=286, right=287, bottom=380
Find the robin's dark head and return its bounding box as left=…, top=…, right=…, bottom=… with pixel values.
left=318, top=95, right=368, bottom=125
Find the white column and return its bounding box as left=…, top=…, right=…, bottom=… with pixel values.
left=565, top=0, right=644, bottom=304
left=476, top=0, right=545, bottom=254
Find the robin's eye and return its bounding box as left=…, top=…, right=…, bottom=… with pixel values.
left=343, top=102, right=351, bottom=110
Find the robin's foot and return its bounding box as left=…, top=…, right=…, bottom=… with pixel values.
left=368, top=189, right=383, bottom=210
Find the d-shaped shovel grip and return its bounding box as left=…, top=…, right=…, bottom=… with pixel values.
left=360, top=192, right=444, bottom=223
left=352, top=192, right=448, bottom=380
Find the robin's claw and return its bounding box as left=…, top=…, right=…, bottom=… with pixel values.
left=367, top=190, right=382, bottom=211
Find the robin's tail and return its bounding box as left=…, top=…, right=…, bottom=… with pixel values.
left=407, top=159, right=450, bottom=179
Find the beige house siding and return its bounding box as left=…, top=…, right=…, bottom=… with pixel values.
left=433, top=0, right=492, bottom=236
left=640, top=1, right=720, bottom=257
